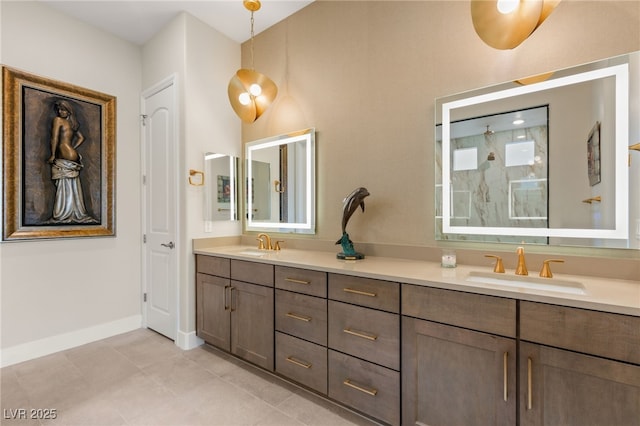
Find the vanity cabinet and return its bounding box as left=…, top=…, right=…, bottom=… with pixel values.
left=401, top=284, right=517, bottom=426
left=519, top=301, right=640, bottom=426
left=196, top=255, right=274, bottom=371
left=195, top=252, right=640, bottom=426
left=274, top=266, right=328, bottom=394
left=327, top=274, right=401, bottom=426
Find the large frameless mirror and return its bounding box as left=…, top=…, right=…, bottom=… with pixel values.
left=245, top=128, right=315, bottom=234
left=436, top=51, right=639, bottom=249
left=204, top=153, right=239, bottom=222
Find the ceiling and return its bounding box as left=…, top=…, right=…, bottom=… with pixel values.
left=38, top=0, right=314, bottom=45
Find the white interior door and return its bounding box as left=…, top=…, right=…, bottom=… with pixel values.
left=142, top=78, right=177, bottom=340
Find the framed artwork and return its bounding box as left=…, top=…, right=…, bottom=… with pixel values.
left=217, top=175, right=231, bottom=203
left=587, top=121, right=601, bottom=187
left=2, top=67, right=116, bottom=241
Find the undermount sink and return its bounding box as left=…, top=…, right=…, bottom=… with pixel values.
left=466, top=271, right=586, bottom=295
left=234, top=249, right=268, bottom=257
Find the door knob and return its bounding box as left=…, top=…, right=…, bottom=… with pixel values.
left=161, top=242, right=175, bottom=249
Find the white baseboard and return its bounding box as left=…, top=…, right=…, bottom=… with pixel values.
left=0, top=315, right=142, bottom=368
left=176, top=330, right=203, bottom=350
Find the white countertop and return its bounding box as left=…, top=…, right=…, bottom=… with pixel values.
left=194, top=245, right=640, bottom=317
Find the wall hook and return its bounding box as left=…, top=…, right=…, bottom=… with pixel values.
left=582, top=196, right=601, bottom=204
left=189, top=169, right=204, bottom=186
left=274, top=179, right=285, bottom=193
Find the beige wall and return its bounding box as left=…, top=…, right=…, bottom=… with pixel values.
left=0, top=1, right=143, bottom=363
left=0, top=2, right=242, bottom=364
left=242, top=1, right=640, bottom=254
left=142, top=12, right=242, bottom=341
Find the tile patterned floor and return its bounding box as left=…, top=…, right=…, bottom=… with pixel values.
left=1, top=329, right=379, bottom=426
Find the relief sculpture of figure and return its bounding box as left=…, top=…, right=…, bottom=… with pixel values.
left=46, top=99, right=97, bottom=224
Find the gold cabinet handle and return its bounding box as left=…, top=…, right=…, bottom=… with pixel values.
left=229, top=286, right=236, bottom=312
left=224, top=285, right=231, bottom=311
left=285, top=277, right=311, bottom=285
left=343, top=328, right=378, bottom=341
left=286, top=356, right=312, bottom=369
left=343, top=288, right=377, bottom=297
left=286, top=312, right=312, bottom=322
left=527, top=357, right=533, bottom=410
left=343, top=379, right=378, bottom=396
left=503, top=352, right=508, bottom=402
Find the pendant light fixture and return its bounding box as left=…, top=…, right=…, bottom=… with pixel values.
left=228, top=0, right=278, bottom=123
left=471, top=0, right=561, bottom=50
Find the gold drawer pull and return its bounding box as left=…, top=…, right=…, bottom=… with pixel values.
left=285, top=277, right=311, bottom=285
left=343, top=379, right=378, bottom=396
left=286, top=312, right=312, bottom=322
left=286, top=356, right=312, bottom=369
left=527, top=357, right=533, bottom=410
left=343, top=288, right=377, bottom=297
left=343, top=328, right=378, bottom=341
left=503, top=352, right=508, bottom=402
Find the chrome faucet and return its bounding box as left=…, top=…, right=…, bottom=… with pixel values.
left=257, top=233, right=273, bottom=250
left=515, top=247, right=528, bottom=276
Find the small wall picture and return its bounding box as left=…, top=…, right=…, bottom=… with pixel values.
left=2, top=67, right=116, bottom=241
left=587, top=121, right=601, bottom=186
left=217, top=175, right=231, bottom=203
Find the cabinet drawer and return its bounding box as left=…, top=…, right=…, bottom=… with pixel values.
left=196, top=255, right=230, bottom=278
left=328, top=274, right=399, bottom=313
left=275, top=266, right=327, bottom=297
left=328, top=350, right=400, bottom=426
left=276, top=332, right=327, bottom=394
left=402, top=284, right=516, bottom=338
left=328, top=301, right=399, bottom=370
left=231, top=259, right=274, bottom=287
left=521, top=301, right=640, bottom=364
left=276, top=290, right=327, bottom=346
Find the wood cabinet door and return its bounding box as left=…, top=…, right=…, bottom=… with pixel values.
left=230, top=280, right=274, bottom=371
left=196, top=273, right=231, bottom=351
left=520, top=342, right=640, bottom=426
left=402, top=317, right=516, bottom=426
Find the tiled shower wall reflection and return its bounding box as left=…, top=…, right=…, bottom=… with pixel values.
left=436, top=125, right=548, bottom=245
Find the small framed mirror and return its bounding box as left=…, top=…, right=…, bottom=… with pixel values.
left=204, top=153, right=239, bottom=222
left=245, top=128, right=316, bottom=234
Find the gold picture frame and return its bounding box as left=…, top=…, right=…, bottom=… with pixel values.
left=2, top=67, right=116, bottom=241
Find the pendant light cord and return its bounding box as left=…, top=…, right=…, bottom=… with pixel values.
left=250, top=11, right=255, bottom=70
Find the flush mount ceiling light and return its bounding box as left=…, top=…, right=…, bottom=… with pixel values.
left=471, top=0, right=561, bottom=50
left=228, top=0, right=278, bottom=123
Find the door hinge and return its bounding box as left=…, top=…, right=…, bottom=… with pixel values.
left=143, top=234, right=147, bottom=243
left=143, top=293, right=147, bottom=302
left=142, top=174, right=146, bottom=185
left=141, top=114, right=148, bottom=126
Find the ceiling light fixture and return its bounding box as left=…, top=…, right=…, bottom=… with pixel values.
left=471, top=0, right=561, bottom=50
left=228, top=0, right=277, bottom=123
